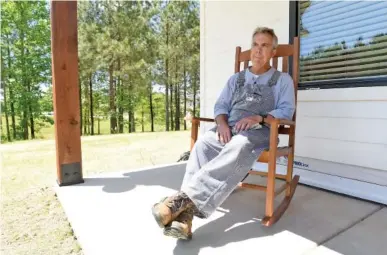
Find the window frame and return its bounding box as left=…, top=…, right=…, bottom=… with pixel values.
left=289, top=1, right=387, bottom=90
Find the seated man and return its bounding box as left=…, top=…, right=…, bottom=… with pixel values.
left=151, top=26, right=295, bottom=240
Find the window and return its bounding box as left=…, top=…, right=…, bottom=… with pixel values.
left=292, top=1, right=387, bottom=89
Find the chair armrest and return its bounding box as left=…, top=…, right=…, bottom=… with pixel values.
left=264, top=118, right=295, bottom=126
left=188, top=116, right=215, bottom=151
left=192, top=117, right=215, bottom=123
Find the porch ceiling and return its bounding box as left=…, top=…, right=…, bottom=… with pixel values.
left=55, top=162, right=385, bottom=255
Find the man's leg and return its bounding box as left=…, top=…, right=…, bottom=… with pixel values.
left=151, top=127, right=224, bottom=228
left=181, top=128, right=270, bottom=218
left=181, top=127, right=224, bottom=189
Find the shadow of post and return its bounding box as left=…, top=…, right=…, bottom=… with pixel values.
left=79, top=163, right=187, bottom=193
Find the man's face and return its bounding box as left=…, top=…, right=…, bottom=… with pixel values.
left=250, top=33, right=276, bottom=68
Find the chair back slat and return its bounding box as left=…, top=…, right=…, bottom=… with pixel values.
left=244, top=60, right=249, bottom=69
left=282, top=56, right=289, bottom=73
left=272, top=57, right=278, bottom=69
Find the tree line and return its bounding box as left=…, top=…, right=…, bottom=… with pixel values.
left=1, top=0, right=200, bottom=142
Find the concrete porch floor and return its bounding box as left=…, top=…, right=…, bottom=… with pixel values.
left=55, top=162, right=386, bottom=255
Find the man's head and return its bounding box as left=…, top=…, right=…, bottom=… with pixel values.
left=250, top=27, right=278, bottom=69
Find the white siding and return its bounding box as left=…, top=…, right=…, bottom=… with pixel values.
left=296, top=87, right=387, bottom=171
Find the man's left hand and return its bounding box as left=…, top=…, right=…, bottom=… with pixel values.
left=234, top=115, right=262, bottom=132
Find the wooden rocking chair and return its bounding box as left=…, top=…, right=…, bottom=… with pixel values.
left=189, top=37, right=300, bottom=227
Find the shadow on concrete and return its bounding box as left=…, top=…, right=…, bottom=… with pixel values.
left=77, top=162, right=381, bottom=255
left=80, top=163, right=186, bottom=193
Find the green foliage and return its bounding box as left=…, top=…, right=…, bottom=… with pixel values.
left=1, top=0, right=51, bottom=142
left=1, top=0, right=200, bottom=142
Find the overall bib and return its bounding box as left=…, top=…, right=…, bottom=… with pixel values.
left=181, top=69, right=281, bottom=218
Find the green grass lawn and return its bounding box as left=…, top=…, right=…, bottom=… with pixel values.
left=1, top=130, right=192, bottom=255
left=1, top=116, right=172, bottom=143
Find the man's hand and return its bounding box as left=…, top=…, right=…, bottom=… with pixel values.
left=215, top=114, right=231, bottom=144
left=217, top=123, right=231, bottom=144
left=234, top=115, right=262, bottom=133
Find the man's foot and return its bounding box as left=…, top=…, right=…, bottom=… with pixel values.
left=193, top=206, right=206, bottom=219
left=151, top=191, right=194, bottom=228
left=163, top=207, right=194, bottom=240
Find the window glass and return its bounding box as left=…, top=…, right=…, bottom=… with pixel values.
left=299, top=1, right=387, bottom=84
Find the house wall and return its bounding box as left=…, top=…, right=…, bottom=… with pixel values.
left=200, top=0, right=290, bottom=122
left=200, top=1, right=387, bottom=187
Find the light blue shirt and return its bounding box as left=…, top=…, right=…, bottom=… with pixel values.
left=214, top=67, right=295, bottom=120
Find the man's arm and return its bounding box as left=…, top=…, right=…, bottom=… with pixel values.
left=213, top=75, right=237, bottom=124
left=215, top=114, right=228, bottom=126
left=268, top=74, right=296, bottom=120
left=213, top=75, right=237, bottom=143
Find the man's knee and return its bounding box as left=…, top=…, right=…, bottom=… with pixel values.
left=197, top=129, right=217, bottom=145
left=226, top=134, right=255, bottom=152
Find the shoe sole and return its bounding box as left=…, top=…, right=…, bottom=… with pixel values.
left=152, top=197, right=169, bottom=228
left=151, top=206, right=166, bottom=228
left=163, top=226, right=192, bottom=240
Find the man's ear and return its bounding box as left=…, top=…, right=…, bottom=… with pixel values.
left=271, top=49, right=277, bottom=58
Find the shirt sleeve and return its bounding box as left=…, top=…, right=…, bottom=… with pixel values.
left=268, top=74, right=296, bottom=120
left=213, top=75, right=237, bottom=119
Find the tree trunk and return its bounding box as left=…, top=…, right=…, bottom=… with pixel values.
left=89, top=73, right=94, bottom=135
left=25, top=48, right=35, bottom=139
left=84, top=77, right=89, bottom=135
left=79, top=76, right=82, bottom=135
left=128, top=110, right=135, bottom=133
left=170, top=83, right=173, bottom=130
left=3, top=88, right=11, bottom=142
left=141, top=104, right=144, bottom=132
left=118, top=60, right=124, bottom=133
left=131, top=111, right=135, bottom=132
left=83, top=109, right=87, bottom=135
left=165, top=21, right=170, bottom=131
left=23, top=110, right=28, bottom=140
left=98, top=117, right=100, bottom=135
left=183, top=59, right=187, bottom=130
left=149, top=83, right=154, bottom=132
left=193, top=74, right=197, bottom=117
left=21, top=29, right=28, bottom=140
left=2, top=82, right=11, bottom=142
left=109, top=63, right=117, bottom=133
left=128, top=111, right=132, bottom=133
left=118, top=106, right=124, bottom=133
left=7, top=39, right=16, bottom=139
left=29, top=104, right=35, bottom=139
left=10, top=87, right=16, bottom=139
left=1, top=48, right=11, bottom=142
left=174, top=58, right=180, bottom=131
left=86, top=109, right=90, bottom=135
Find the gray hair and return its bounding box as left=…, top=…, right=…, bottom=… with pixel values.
left=251, top=27, right=278, bottom=49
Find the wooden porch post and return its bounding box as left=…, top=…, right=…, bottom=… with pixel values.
left=50, top=0, right=83, bottom=186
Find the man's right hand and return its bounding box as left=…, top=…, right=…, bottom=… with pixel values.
left=217, top=123, right=231, bottom=144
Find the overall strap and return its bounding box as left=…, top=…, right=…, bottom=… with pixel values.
left=267, top=70, right=281, bottom=87
left=236, top=69, right=246, bottom=89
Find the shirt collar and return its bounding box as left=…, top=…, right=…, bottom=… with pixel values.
left=245, top=66, right=275, bottom=80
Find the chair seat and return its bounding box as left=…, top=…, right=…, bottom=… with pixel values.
left=258, top=146, right=291, bottom=163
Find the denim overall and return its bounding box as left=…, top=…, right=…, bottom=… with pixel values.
left=181, top=68, right=281, bottom=218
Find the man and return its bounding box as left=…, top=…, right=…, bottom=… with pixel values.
left=151, top=26, right=295, bottom=240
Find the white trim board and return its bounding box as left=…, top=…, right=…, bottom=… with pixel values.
left=252, top=162, right=387, bottom=205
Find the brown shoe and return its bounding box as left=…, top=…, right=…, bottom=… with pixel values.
left=193, top=207, right=206, bottom=219
left=163, top=207, right=194, bottom=240
left=151, top=192, right=193, bottom=228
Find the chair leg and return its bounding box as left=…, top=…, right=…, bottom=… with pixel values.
left=286, top=148, right=294, bottom=196
left=261, top=147, right=300, bottom=227
left=261, top=175, right=299, bottom=226
left=264, top=155, right=276, bottom=220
